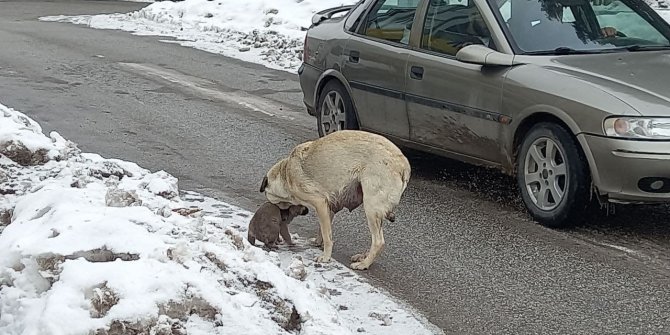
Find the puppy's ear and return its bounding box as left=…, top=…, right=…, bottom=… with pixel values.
left=279, top=209, right=289, bottom=222
left=259, top=176, right=268, bottom=193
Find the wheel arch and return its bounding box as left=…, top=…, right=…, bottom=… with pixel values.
left=511, top=110, right=601, bottom=195
left=511, top=107, right=584, bottom=169
left=314, top=69, right=361, bottom=125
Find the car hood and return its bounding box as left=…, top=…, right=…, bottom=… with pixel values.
left=536, top=51, right=670, bottom=116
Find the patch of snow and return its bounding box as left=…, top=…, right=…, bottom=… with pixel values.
left=655, top=7, right=670, bottom=22
left=601, top=243, right=639, bottom=255
left=40, top=0, right=357, bottom=73
left=0, top=104, right=76, bottom=165
left=0, top=101, right=442, bottom=335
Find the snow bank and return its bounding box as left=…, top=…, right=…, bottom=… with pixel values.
left=0, top=103, right=441, bottom=335
left=40, top=0, right=670, bottom=73
left=41, top=0, right=357, bottom=73
left=0, top=104, right=75, bottom=165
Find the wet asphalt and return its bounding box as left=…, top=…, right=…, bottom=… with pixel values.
left=1, top=1, right=669, bottom=334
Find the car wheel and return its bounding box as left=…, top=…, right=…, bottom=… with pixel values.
left=517, top=122, right=591, bottom=228
left=316, top=80, right=358, bottom=137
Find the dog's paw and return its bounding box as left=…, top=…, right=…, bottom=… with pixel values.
left=309, top=237, right=323, bottom=247
left=315, top=254, right=332, bottom=263
left=350, top=261, right=370, bottom=270
left=350, top=252, right=368, bottom=263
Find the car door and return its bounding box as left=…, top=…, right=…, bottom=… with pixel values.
left=342, top=0, right=422, bottom=140
left=405, top=0, right=511, bottom=164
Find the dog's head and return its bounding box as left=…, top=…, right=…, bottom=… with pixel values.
left=259, top=159, right=294, bottom=207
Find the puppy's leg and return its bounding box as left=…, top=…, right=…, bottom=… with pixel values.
left=314, top=201, right=334, bottom=263
left=264, top=241, right=279, bottom=251
left=279, top=222, right=294, bottom=246
left=247, top=231, right=256, bottom=246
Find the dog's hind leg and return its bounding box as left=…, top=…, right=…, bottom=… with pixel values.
left=351, top=173, right=405, bottom=270
left=350, top=251, right=368, bottom=263
left=351, top=209, right=384, bottom=270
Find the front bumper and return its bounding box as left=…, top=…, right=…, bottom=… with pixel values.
left=579, top=134, right=670, bottom=204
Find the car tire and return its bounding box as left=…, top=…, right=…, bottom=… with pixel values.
left=517, top=122, right=591, bottom=228
left=316, top=80, right=358, bottom=137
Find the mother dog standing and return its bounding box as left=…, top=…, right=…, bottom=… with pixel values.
left=259, top=130, right=411, bottom=270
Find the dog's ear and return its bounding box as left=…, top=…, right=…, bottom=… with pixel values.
left=259, top=176, right=268, bottom=193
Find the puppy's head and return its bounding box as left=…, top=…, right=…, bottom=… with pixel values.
left=259, top=159, right=293, bottom=206
left=280, top=205, right=309, bottom=223
left=289, top=205, right=309, bottom=217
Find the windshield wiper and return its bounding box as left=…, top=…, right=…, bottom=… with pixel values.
left=624, top=45, right=670, bottom=52
left=524, top=47, right=607, bottom=55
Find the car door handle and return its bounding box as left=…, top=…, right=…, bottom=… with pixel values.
left=348, top=50, right=360, bottom=63
left=410, top=66, right=424, bottom=80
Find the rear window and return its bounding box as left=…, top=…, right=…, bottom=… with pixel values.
left=345, top=0, right=372, bottom=31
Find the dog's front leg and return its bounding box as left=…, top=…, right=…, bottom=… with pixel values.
left=310, top=210, right=335, bottom=247
left=312, top=225, right=323, bottom=247
left=314, top=201, right=334, bottom=263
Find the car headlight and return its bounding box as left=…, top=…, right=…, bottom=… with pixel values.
left=604, top=117, right=670, bottom=139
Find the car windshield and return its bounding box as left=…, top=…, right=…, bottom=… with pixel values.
left=491, top=0, right=670, bottom=54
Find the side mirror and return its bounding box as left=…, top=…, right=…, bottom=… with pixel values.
left=455, top=45, right=520, bottom=67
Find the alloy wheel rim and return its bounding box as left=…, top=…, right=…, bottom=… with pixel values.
left=524, top=137, right=568, bottom=211
left=320, top=91, right=346, bottom=135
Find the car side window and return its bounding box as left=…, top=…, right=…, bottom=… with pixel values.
left=360, top=0, right=421, bottom=45
left=345, top=0, right=371, bottom=32
left=592, top=0, right=669, bottom=44
left=421, top=0, right=495, bottom=56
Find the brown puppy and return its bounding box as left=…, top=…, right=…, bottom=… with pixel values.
left=247, top=202, right=309, bottom=250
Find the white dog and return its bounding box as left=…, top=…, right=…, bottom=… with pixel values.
left=260, top=130, right=411, bottom=270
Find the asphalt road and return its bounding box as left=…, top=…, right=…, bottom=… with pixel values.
left=1, top=1, right=669, bottom=334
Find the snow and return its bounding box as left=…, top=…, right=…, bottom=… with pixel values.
left=40, top=0, right=357, bottom=73
left=39, top=0, right=670, bottom=73
left=656, top=8, right=670, bottom=22
left=0, top=102, right=442, bottom=335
